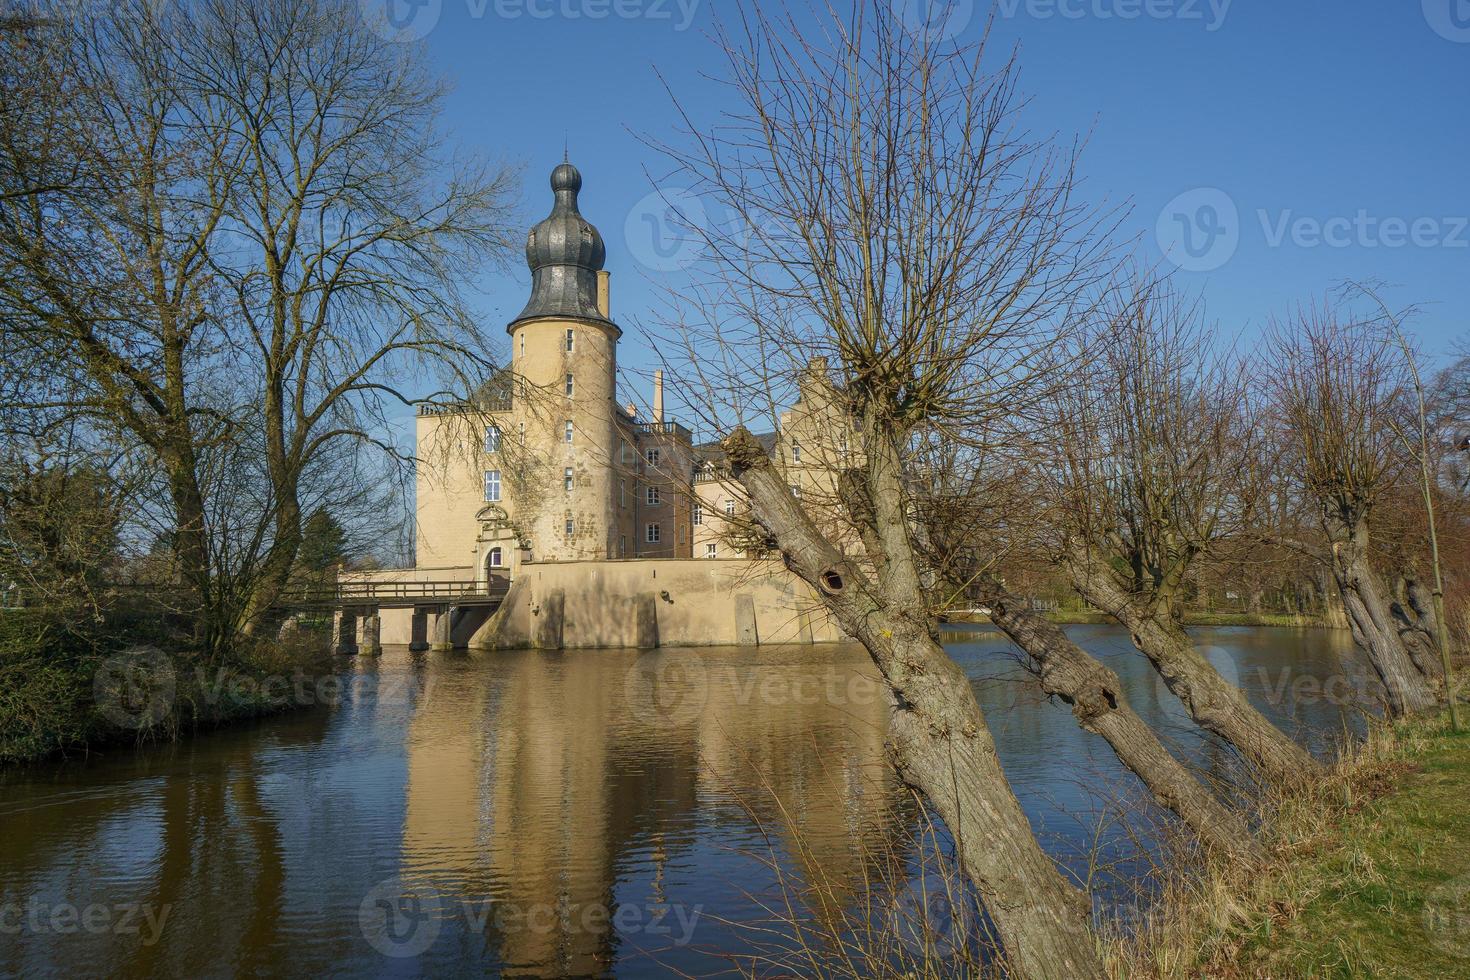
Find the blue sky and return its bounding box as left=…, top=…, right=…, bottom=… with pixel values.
left=368, top=0, right=1469, bottom=427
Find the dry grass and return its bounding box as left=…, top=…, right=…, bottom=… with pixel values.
left=1102, top=706, right=1470, bottom=978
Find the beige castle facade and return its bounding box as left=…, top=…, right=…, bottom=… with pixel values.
left=349, top=162, right=853, bottom=649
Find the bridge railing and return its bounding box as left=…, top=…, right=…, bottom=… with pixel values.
left=285, top=580, right=510, bottom=607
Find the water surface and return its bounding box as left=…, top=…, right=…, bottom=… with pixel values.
left=0, top=626, right=1369, bottom=977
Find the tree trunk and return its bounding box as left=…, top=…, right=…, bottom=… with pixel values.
left=977, top=578, right=1265, bottom=866
left=1065, top=549, right=1322, bottom=785
left=725, top=429, right=1105, bottom=980
left=1330, top=542, right=1437, bottom=715
left=1390, top=576, right=1447, bottom=683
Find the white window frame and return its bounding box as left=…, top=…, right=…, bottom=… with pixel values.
left=483, top=470, right=501, bottom=502
left=724, top=498, right=735, bottom=516
left=692, top=504, right=703, bottom=526
left=792, top=440, right=801, bottom=463
left=564, top=517, right=575, bottom=537
left=488, top=546, right=503, bottom=568
left=565, top=328, right=575, bottom=352
left=645, top=523, right=660, bottom=543
left=484, top=425, right=502, bottom=454
left=646, top=486, right=660, bottom=506
left=565, top=373, right=574, bottom=396
left=564, top=468, right=574, bottom=492
left=565, top=419, right=574, bottom=444
left=645, top=447, right=660, bottom=467
left=705, top=543, right=718, bottom=559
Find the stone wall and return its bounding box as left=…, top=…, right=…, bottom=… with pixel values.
left=471, top=558, right=844, bottom=650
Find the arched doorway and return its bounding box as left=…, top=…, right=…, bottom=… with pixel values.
left=485, top=546, right=509, bottom=591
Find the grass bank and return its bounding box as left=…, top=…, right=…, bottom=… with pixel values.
left=0, top=608, right=333, bottom=766
left=1109, top=708, right=1470, bottom=978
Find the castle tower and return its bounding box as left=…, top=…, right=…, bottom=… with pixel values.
left=509, top=162, right=620, bottom=561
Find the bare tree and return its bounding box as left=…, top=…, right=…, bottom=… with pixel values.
left=1268, top=304, right=1439, bottom=715
left=656, top=4, right=1115, bottom=973
left=907, top=449, right=1265, bottom=865
left=1044, top=275, right=1321, bottom=783
left=0, top=1, right=517, bottom=647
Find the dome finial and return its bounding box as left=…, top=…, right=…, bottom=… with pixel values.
left=509, top=159, right=613, bottom=331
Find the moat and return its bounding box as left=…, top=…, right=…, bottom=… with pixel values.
left=0, top=626, right=1374, bottom=978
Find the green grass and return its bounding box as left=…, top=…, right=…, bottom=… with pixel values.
left=1228, top=719, right=1470, bottom=978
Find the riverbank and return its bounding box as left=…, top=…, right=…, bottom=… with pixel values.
left=1110, top=708, right=1470, bottom=977
left=0, top=609, right=332, bottom=766
left=944, top=609, right=1334, bottom=628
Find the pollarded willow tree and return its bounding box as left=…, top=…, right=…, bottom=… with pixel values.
left=1042, top=274, right=1322, bottom=784
left=651, top=3, right=1116, bottom=975
left=1268, top=305, right=1439, bottom=715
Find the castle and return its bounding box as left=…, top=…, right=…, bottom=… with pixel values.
left=347, top=161, right=849, bottom=650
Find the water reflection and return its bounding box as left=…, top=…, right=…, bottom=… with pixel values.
left=0, top=627, right=1368, bottom=977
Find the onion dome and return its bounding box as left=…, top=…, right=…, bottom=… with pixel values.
left=509, top=161, right=616, bottom=331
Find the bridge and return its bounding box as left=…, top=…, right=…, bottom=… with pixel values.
left=294, top=577, right=512, bottom=655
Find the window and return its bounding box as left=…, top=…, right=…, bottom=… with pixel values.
left=645, top=448, right=660, bottom=467
left=646, top=486, right=660, bottom=506
left=488, top=547, right=503, bottom=568
left=565, top=420, right=574, bottom=444
left=705, top=543, right=718, bottom=559
left=565, top=517, right=575, bottom=537
left=565, top=373, right=574, bottom=396
left=619, top=535, right=626, bottom=557
left=619, top=480, right=626, bottom=507
left=518, top=421, right=526, bottom=445
left=678, top=525, right=686, bottom=543
left=646, top=523, right=661, bottom=543
left=519, top=333, right=525, bottom=358
left=692, top=504, right=703, bottom=526
left=564, top=468, right=574, bottom=492
left=484, top=425, right=502, bottom=454
left=790, top=484, right=802, bottom=500
left=724, top=498, right=736, bottom=516
left=792, top=440, right=801, bottom=463
left=565, top=328, right=575, bottom=352
left=483, top=470, right=501, bottom=502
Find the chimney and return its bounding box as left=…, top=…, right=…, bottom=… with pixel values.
left=596, top=270, right=611, bottom=318
left=653, top=370, right=664, bottom=423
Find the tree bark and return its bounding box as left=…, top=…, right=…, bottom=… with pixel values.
left=1065, top=549, right=1322, bottom=785
left=1327, top=528, right=1438, bottom=715
left=725, top=429, right=1105, bottom=980
left=1390, top=576, right=1447, bottom=683
left=976, top=578, right=1265, bottom=866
